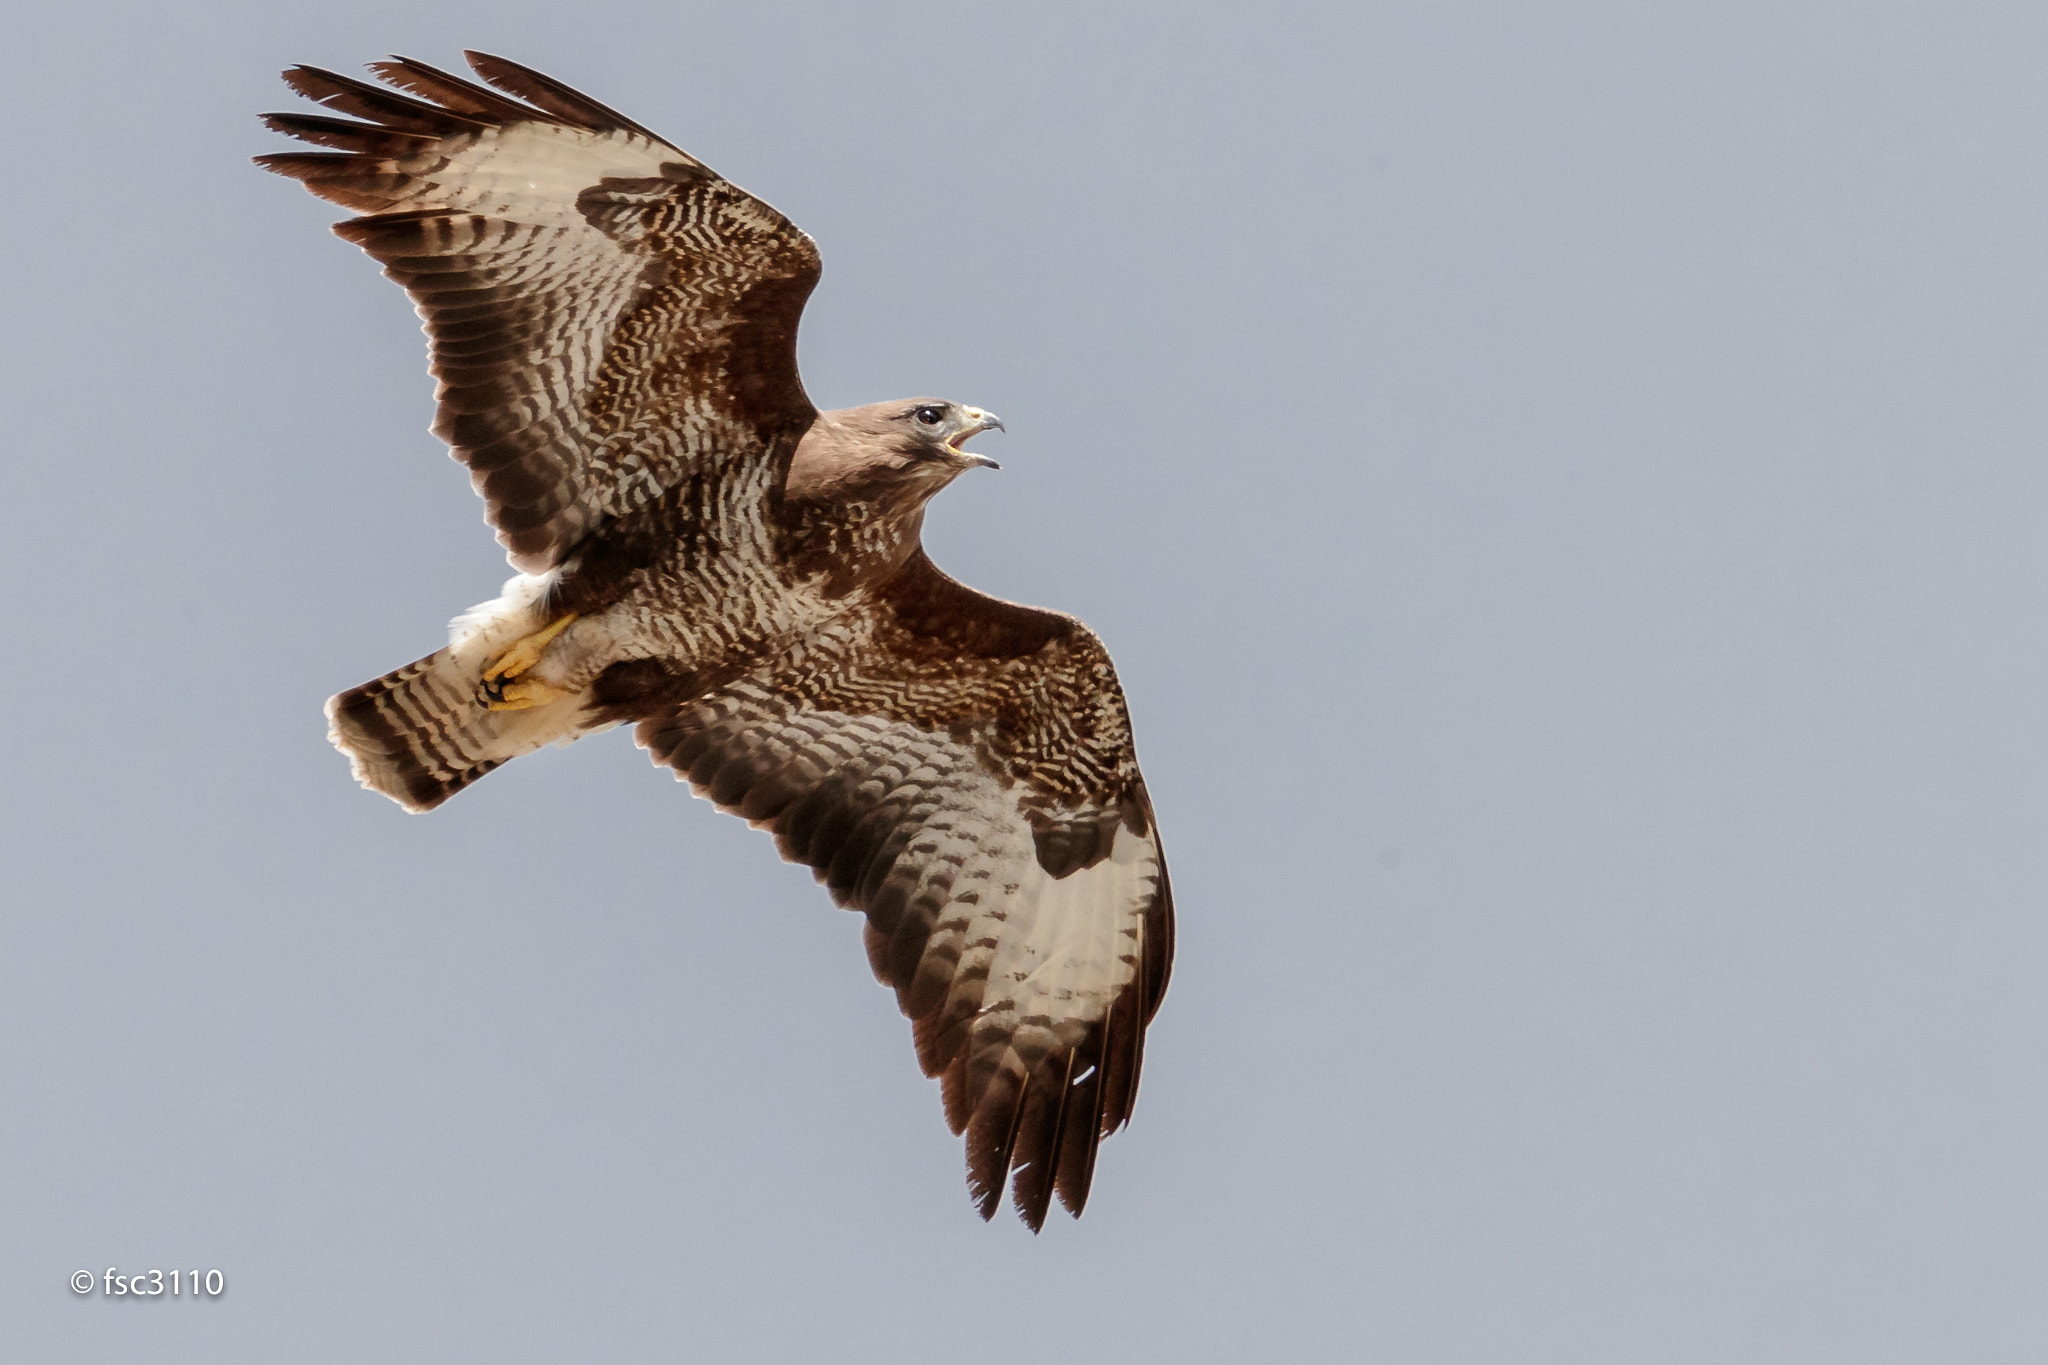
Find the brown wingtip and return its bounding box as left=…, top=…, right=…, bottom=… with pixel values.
left=461, top=50, right=666, bottom=140
left=965, top=1067, right=1031, bottom=1223
left=366, top=54, right=540, bottom=121
left=278, top=63, right=490, bottom=135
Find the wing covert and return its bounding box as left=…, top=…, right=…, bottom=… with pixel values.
left=257, top=53, right=822, bottom=571
left=603, top=565, right=1175, bottom=1231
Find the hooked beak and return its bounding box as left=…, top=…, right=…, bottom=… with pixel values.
left=950, top=407, right=1005, bottom=469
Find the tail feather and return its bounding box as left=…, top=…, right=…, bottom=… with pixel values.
left=327, top=576, right=600, bottom=811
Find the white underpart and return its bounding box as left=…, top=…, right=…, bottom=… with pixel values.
left=444, top=569, right=609, bottom=752
left=448, top=569, right=557, bottom=651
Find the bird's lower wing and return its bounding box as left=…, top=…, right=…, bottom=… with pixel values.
left=614, top=581, right=1173, bottom=1229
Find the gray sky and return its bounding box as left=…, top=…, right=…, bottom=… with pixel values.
left=7, top=1, right=2047, bottom=1360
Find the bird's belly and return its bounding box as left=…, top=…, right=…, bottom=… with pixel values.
left=545, top=557, right=845, bottom=693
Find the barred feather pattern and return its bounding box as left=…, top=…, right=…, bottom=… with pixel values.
left=637, top=677, right=1172, bottom=1230
left=256, top=53, right=821, bottom=573
left=326, top=573, right=604, bottom=811
left=264, top=56, right=1175, bottom=1230
left=582, top=548, right=1175, bottom=1230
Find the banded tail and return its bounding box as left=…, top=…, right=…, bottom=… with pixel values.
left=326, top=579, right=601, bottom=811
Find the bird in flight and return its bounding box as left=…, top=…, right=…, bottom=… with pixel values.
left=257, top=52, right=1173, bottom=1230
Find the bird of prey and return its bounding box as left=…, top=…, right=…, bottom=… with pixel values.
left=257, top=52, right=1172, bottom=1230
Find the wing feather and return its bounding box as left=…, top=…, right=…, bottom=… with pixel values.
left=463, top=49, right=667, bottom=140
left=612, top=567, right=1173, bottom=1230
left=366, top=55, right=541, bottom=122
left=280, top=64, right=493, bottom=135
left=258, top=54, right=821, bottom=571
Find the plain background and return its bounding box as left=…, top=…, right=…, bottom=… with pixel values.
left=5, top=1, right=2046, bottom=1360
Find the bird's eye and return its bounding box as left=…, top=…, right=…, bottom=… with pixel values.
left=914, top=406, right=945, bottom=426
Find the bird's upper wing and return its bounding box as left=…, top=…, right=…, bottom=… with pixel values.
left=599, top=554, right=1173, bottom=1230
left=257, top=53, right=822, bottom=572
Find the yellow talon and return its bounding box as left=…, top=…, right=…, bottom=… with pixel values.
left=481, top=612, right=579, bottom=709
left=484, top=612, right=579, bottom=682
left=487, top=679, right=570, bottom=712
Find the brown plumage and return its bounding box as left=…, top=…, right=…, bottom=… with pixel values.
left=260, top=52, right=1172, bottom=1231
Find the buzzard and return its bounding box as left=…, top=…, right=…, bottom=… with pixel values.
left=258, top=53, right=1172, bottom=1230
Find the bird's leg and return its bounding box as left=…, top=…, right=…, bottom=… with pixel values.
left=481, top=612, right=579, bottom=711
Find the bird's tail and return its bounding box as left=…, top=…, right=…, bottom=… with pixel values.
left=326, top=577, right=603, bottom=812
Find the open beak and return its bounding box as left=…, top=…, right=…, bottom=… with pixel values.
left=950, top=408, right=1005, bottom=469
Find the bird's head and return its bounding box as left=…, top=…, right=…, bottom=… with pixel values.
left=785, top=399, right=1004, bottom=505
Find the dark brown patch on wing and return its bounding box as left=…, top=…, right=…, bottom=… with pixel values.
left=875, top=550, right=1074, bottom=661
left=615, top=560, right=1173, bottom=1230
left=257, top=53, right=822, bottom=572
